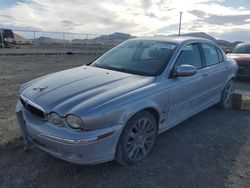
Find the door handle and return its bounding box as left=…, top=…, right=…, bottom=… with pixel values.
left=202, top=72, right=209, bottom=76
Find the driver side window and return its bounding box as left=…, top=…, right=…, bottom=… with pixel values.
left=175, top=44, right=202, bottom=69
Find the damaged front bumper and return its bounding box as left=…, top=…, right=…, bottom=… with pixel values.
left=16, top=100, right=124, bottom=165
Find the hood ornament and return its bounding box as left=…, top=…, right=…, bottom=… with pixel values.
left=33, top=86, right=48, bottom=92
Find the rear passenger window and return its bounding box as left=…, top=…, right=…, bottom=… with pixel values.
left=202, top=44, right=220, bottom=66
left=175, top=44, right=202, bottom=69
left=216, top=47, right=224, bottom=62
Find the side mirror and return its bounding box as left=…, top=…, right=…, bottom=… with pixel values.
left=172, top=64, right=197, bottom=77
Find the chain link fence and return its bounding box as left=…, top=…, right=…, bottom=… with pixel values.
left=0, top=29, right=120, bottom=55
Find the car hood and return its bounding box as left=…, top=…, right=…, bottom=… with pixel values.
left=21, top=66, right=155, bottom=115
left=227, top=53, right=250, bottom=66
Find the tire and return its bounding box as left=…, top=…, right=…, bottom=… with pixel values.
left=219, top=79, right=234, bottom=109
left=115, top=111, right=158, bottom=166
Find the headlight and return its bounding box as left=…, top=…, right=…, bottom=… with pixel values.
left=66, top=115, right=82, bottom=129
left=48, top=112, right=62, bottom=125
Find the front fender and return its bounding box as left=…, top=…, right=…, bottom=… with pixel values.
left=82, top=82, right=168, bottom=131
left=118, top=99, right=162, bottom=125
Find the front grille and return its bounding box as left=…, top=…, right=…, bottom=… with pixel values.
left=27, top=103, right=45, bottom=119
left=19, top=97, right=46, bottom=119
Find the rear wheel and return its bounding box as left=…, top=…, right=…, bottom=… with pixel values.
left=115, top=111, right=158, bottom=166
left=219, top=79, right=234, bottom=109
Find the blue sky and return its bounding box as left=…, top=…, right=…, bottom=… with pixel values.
left=0, top=0, right=21, bottom=7
left=218, top=0, right=250, bottom=9
left=1, top=0, right=250, bottom=41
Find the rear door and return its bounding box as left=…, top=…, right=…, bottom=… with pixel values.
left=200, top=43, right=227, bottom=103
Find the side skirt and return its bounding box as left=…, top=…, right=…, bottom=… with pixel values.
left=158, top=97, right=221, bottom=134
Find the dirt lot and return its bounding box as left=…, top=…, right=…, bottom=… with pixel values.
left=0, top=55, right=250, bottom=188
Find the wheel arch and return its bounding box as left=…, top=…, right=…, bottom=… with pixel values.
left=115, top=107, right=160, bottom=165
left=141, top=107, right=160, bottom=127
left=223, top=74, right=235, bottom=91
left=122, top=106, right=161, bottom=130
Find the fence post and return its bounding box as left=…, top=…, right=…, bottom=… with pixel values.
left=63, top=32, right=65, bottom=41
left=86, top=34, right=89, bottom=51
left=63, top=32, right=65, bottom=52
left=33, top=31, right=36, bottom=46
left=1, top=30, right=4, bottom=49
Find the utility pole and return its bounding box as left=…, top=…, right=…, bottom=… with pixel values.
left=178, top=12, right=182, bottom=36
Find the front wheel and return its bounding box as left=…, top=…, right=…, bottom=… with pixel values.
left=219, top=79, right=234, bottom=109
left=115, top=111, right=158, bottom=166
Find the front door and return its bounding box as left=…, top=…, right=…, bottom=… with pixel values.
left=166, top=43, right=208, bottom=128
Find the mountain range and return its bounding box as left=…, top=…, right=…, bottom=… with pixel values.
left=20, top=32, right=241, bottom=49
left=177, top=32, right=242, bottom=49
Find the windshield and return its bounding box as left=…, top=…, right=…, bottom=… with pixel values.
left=232, top=43, right=250, bottom=54
left=92, top=40, right=177, bottom=76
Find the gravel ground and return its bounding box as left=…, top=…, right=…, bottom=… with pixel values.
left=0, top=55, right=250, bottom=188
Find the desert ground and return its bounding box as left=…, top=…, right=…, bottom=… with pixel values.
left=0, top=54, right=250, bottom=188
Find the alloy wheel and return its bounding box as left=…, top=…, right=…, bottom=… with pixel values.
left=126, top=118, right=156, bottom=161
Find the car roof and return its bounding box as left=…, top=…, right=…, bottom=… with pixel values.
left=129, top=36, right=214, bottom=45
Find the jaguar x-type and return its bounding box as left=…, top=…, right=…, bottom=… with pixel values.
left=16, top=37, right=238, bottom=165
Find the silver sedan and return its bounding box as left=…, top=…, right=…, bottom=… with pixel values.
left=16, top=37, right=238, bottom=165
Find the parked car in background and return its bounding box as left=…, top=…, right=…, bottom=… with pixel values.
left=0, top=28, right=15, bottom=48
left=16, top=37, right=238, bottom=166
left=227, top=43, right=250, bottom=78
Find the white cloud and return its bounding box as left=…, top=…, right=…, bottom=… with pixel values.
left=1, top=0, right=250, bottom=41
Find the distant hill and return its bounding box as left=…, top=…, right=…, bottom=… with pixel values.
left=14, top=33, right=32, bottom=44
left=30, top=32, right=134, bottom=45
left=176, top=32, right=242, bottom=50
left=13, top=31, right=242, bottom=50
left=72, top=32, right=135, bottom=44
left=92, top=32, right=135, bottom=42
left=216, top=39, right=242, bottom=49
left=32, top=37, right=69, bottom=44
left=180, top=32, right=216, bottom=41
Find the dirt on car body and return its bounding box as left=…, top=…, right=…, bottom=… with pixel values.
left=0, top=55, right=250, bottom=188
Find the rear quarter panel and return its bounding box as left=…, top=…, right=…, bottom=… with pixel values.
left=224, top=57, right=238, bottom=84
